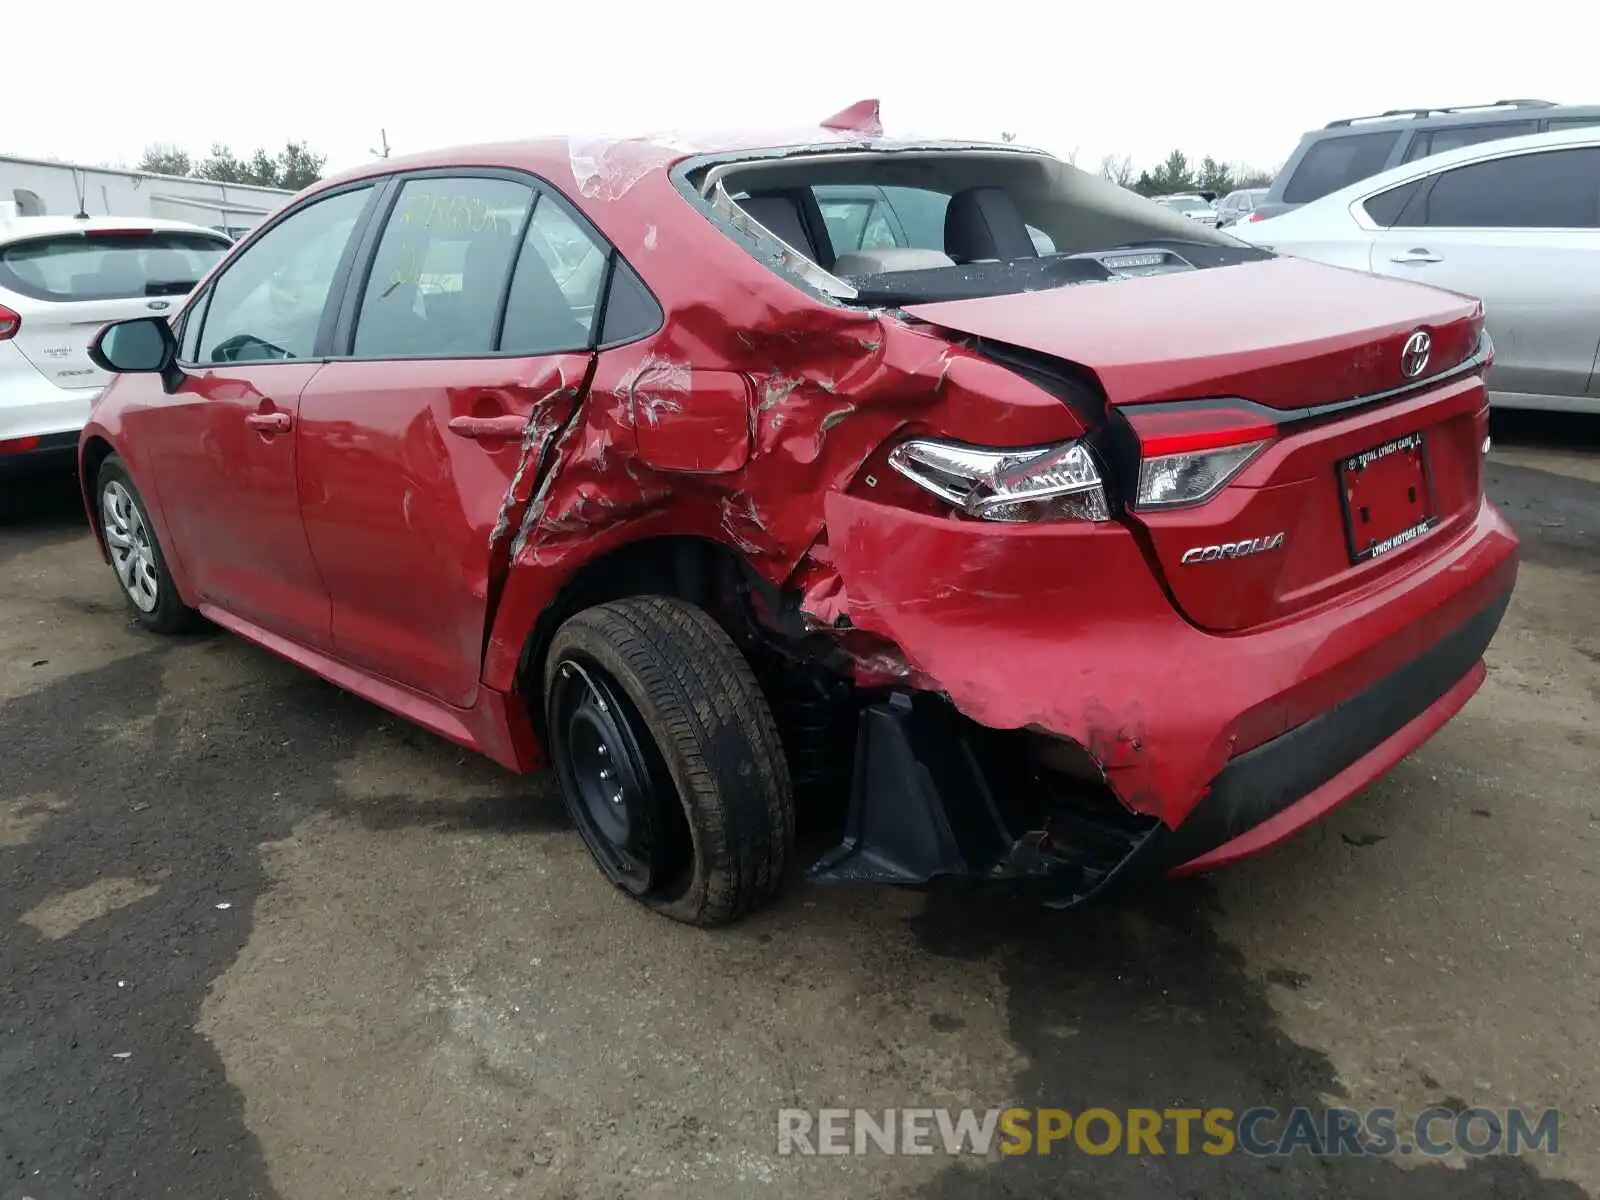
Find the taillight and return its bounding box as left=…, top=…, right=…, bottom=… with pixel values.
left=1124, top=402, right=1275, bottom=510
left=0, top=435, right=42, bottom=455
left=0, top=303, right=18, bottom=340
left=887, top=438, right=1111, bottom=522
left=1244, top=211, right=1264, bottom=223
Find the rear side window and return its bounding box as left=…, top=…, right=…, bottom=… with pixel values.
left=1411, top=148, right=1600, bottom=228
left=1402, top=121, right=1539, bottom=163
left=0, top=231, right=228, bottom=302
left=499, top=195, right=608, bottom=354
left=1362, top=179, right=1423, bottom=227
left=1282, top=132, right=1400, bottom=203
left=353, top=176, right=535, bottom=357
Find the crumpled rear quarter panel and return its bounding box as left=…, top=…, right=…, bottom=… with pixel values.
left=482, top=159, right=1083, bottom=692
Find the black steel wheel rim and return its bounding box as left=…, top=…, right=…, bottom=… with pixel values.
left=549, top=657, right=671, bottom=895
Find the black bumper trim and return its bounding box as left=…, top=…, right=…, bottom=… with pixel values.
left=1144, top=582, right=1514, bottom=874
left=808, top=581, right=1514, bottom=906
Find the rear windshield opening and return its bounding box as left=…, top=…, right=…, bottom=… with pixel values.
left=0, top=231, right=230, bottom=302
left=690, top=148, right=1262, bottom=306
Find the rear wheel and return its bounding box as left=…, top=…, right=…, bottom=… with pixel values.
left=96, top=455, right=200, bottom=634
left=544, top=597, right=794, bottom=926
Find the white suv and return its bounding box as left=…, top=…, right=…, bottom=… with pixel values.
left=0, top=216, right=230, bottom=471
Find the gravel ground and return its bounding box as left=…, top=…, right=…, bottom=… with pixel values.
left=1, top=411, right=1596, bottom=1200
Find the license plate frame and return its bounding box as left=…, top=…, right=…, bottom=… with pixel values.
left=1337, top=431, right=1439, bottom=565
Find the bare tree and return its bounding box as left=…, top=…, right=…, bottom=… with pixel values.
left=1098, top=153, right=1136, bottom=187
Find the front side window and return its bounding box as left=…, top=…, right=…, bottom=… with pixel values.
left=194, top=186, right=372, bottom=363
left=0, top=230, right=229, bottom=303
left=1282, top=132, right=1399, bottom=203
left=1414, top=148, right=1600, bottom=228
left=353, top=176, right=534, bottom=357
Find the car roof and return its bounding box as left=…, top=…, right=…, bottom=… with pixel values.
left=1317, top=98, right=1600, bottom=131
left=0, top=214, right=231, bottom=244
left=1294, top=123, right=1600, bottom=210
left=309, top=105, right=1049, bottom=208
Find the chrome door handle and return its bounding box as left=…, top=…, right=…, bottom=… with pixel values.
left=245, top=410, right=292, bottom=433
left=1390, top=249, right=1442, bottom=264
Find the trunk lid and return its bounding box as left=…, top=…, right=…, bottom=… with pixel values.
left=1, top=228, right=228, bottom=391
left=905, top=256, right=1490, bottom=633
left=901, top=256, right=1483, bottom=410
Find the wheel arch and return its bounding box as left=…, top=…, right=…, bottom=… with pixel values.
left=500, top=534, right=776, bottom=737
left=78, top=434, right=118, bottom=558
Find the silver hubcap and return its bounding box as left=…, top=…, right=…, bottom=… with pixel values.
left=101, top=481, right=160, bottom=613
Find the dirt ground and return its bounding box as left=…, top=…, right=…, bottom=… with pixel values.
left=1, top=412, right=1596, bottom=1200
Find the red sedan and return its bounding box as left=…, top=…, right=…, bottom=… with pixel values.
left=78, top=103, right=1518, bottom=925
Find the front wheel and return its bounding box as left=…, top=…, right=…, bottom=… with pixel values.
left=96, top=455, right=200, bottom=634
left=544, top=597, right=794, bottom=926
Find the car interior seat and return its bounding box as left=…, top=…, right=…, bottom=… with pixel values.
left=943, top=186, right=1040, bottom=263
left=735, top=195, right=822, bottom=261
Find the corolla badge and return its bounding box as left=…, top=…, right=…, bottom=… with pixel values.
left=1400, top=329, right=1431, bottom=379
left=1180, top=532, right=1286, bottom=565
left=147, top=300, right=171, bottom=311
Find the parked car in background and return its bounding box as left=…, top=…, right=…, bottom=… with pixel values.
left=77, top=110, right=1516, bottom=928
left=1232, top=127, right=1600, bottom=414
left=1251, top=99, right=1600, bottom=223
left=0, top=216, right=231, bottom=471
left=1216, top=188, right=1267, bottom=228
left=1153, top=193, right=1219, bottom=227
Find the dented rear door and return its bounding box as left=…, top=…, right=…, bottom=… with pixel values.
left=295, top=174, right=603, bottom=708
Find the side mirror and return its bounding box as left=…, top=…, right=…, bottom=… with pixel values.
left=89, top=317, right=184, bottom=393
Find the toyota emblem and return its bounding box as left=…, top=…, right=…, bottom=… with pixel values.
left=1400, top=330, right=1431, bottom=379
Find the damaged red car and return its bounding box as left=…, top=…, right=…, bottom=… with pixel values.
left=79, top=103, right=1519, bottom=925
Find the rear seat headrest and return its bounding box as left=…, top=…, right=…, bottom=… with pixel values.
left=944, top=186, right=1038, bottom=263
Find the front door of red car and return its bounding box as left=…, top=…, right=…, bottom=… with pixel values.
left=138, top=184, right=379, bottom=648
left=296, top=173, right=611, bottom=707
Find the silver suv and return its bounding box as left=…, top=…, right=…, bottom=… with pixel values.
left=1254, top=98, right=1600, bottom=222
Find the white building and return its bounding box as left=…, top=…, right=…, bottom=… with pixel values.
left=0, top=154, right=294, bottom=236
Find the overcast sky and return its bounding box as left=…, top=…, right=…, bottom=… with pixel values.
left=8, top=1, right=1591, bottom=178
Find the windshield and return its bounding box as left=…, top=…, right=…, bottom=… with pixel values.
left=1164, top=196, right=1213, bottom=213
left=0, top=230, right=229, bottom=302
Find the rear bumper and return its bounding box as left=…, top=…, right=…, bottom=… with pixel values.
left=0, top=429, right=80, bottom=475
left=811, top=491, right=1519, bottom=900
left=0, top=345, right=97, bottom=452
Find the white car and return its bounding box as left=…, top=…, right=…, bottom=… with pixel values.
left=0, top=216, right=231, bottom=470
left=1153, top=194, right=1219, bottom=227
left=1230, top=126, right=1600, bottom=415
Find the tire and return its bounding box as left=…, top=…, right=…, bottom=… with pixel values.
left=544, top=596, right=794, bottom=926
left=95, top=455, right=201, bottom=634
